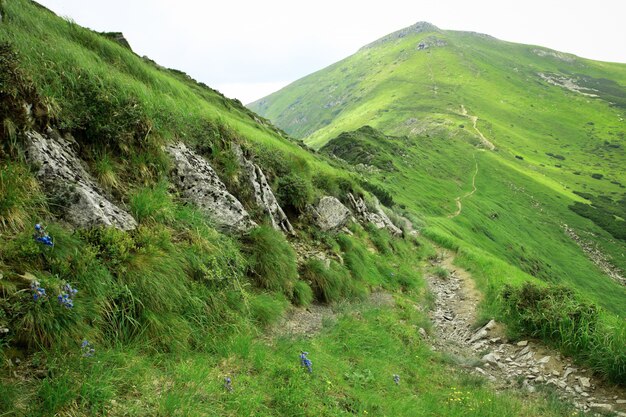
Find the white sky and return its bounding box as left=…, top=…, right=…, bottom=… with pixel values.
left=38, top=0, right=626, bottom=104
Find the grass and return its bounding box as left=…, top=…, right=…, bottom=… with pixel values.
left=243, top=225, right=298, bottom=296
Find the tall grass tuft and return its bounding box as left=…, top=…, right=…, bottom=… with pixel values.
left=302, top=259, right=367, bottom=303
left=0, top=162, right=43, bottom=231
left=243, top=225, right=298, bottom=296
left=501, top=282, right=626, bottom=384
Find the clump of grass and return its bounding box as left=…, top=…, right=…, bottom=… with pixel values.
left=130, top=181, right=176, bottom=223
left=302, top=259, right=367, bottom=303
left=432, top=266, right=450, bottom=279
left=243, top=225, right=298, bottom=296
left=292, top=280, right=314, bottom=307
left=0, top=162, right=43, bottom=231
left=92, top=151, right=120, bottom=191
left=249, top=292, right=288, bottom=326
left=501, top=282, right=626, bottom=384
left=276, top=173, right=314, bottom=214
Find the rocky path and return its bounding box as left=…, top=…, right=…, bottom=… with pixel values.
left=448, top=155, right=478, bottom=219
left=426, top=250, right=626, bottom=416
left=460, top=105, right=496, bottom=150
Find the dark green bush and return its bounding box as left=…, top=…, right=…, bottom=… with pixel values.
left=277, top=173, right=314, bottom=213
left=243, top=225, right=298, bottom=296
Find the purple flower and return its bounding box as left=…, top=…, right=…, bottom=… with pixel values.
left=300, top=351, right=313, bottom=373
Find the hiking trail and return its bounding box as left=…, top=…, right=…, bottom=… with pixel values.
left=425, top=249, right=626, bottom=416
left=461, top=104, right=496, bottom=150
left=448, top=154, right=478, bottom=219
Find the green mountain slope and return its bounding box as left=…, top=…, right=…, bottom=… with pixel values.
left=250, top=22, right=626, bottom=314
left=1, top=3, right=624, bottom=415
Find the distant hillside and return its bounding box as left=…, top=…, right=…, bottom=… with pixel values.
left=251, top=21, right=626, bottom=317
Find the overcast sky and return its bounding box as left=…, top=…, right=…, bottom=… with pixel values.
left=38, top=0, right=626, bottom=104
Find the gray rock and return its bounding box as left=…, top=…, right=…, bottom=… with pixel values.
left=233, top=145, right=294, bottom=234
left=165, top=143, right=255, bottom=233
left=579, top=377, right=591, bottom=388
left=517, top=340, right=528, bottom=347
left=482, top=353, right=499, bottom=365
left=346, top=193, right=402, bottom=236
left=25, top=131, right=137, bottom=230
left=309, top=196, right=351, bottom=231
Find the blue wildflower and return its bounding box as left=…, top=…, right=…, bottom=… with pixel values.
left=33, top=223, right=54, bottom=247
left=300, top=351, right=312, bottom=373
left=58, top=283, right=78, bottom=309
left=393, top=374, right=400, bottom=385
left=81, top=340, right=95, bottom=357
left=224, top=376, right=233, bottom=392
left=30, top=280, right=47, bottom=301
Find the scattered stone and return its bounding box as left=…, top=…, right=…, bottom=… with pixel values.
left=537, top=356, right=551, bottom=365
left=482, top=353, right=499, bottom=365
left=516, top=340, right=528, bottom=347
left=25, top=131, right=137, bottom=230
left=590, top=403, right=613, bottom=412
left=579, top=377, right=591, bottom=389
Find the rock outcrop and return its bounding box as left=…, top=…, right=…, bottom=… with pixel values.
left=25, top=130, right=137, bottom=230
left=309, top=196, right=351, bottom=231
left=347, top=193, right=402, bottom=236
left=165, top=143, right=255, bottom=233
left=233, top=145, right=294, bottom=234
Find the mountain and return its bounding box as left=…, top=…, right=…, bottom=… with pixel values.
left=1, top=3, right=625, bottom=415
left=250, top=21, right=626, bottom=310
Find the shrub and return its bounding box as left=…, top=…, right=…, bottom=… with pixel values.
left=292, top=280, right=314, bottom=307
left=243, top=225, right=298, bottom=296
left=277, top=173, right=314, bottom=213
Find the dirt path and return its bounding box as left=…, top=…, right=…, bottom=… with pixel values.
left=448, top=155, right=478, bottom=219
left=460, top=105, right=496, bottom=150
left=426, top=250, right=626, bottom=416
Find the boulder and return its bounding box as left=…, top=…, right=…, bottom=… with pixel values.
left=309, top=196, right=351, bottom=231
left=25, top=131, right=137, bottom=230
left=165, top=143, right=255, bottom=233
left=346, top=193, right=402, bottom=236
left=233, top=145, right=294, bottom=234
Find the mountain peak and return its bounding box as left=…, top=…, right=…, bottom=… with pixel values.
left=360, top=21, right=440, bottom=50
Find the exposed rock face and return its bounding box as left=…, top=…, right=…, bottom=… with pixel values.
left=347, top=193, right=402, bottom=236
left=309, top=196, right=351, bottom=231
left=99, top=32, right=133, bottom=51
left=416, top=36, right=447, bottom=50
left=25, top=131, right=137, bottom=230
left=165, top=143, right=255, bottom=233
left=233, top=145, right=294, bottom=234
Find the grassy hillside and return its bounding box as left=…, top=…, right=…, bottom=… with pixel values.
left=250, top=22, right=626, bottom=382
left=0, top=2, right=624, bottom=415
left=250, top=22, right=626, bottom=311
